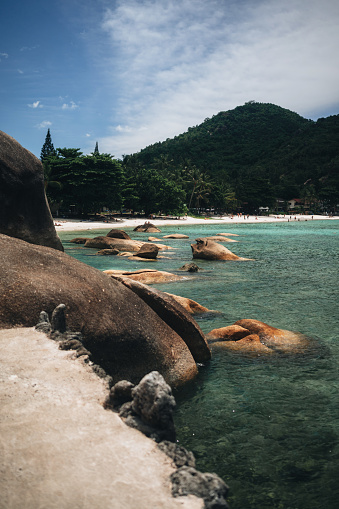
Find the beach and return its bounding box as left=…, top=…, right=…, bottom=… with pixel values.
left=53, top=214, right=338, bottom=232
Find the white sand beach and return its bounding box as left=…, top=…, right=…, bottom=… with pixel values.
left=53, top=214, right=338, bottom=232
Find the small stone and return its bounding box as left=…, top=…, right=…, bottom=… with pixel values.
left=51, top=304, right=67, bottom=333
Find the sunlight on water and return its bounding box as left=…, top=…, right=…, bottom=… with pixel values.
left=59, top=220, right=339, bottom=508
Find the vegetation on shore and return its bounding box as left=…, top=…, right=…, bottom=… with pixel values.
left=41, top=102, right=339, bottom=217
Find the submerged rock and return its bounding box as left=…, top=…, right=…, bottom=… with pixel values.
left=179, top=263, right=201, bottom=272
left=208, top=319, right=313, bottom=354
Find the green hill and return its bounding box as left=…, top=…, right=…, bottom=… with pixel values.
left=126, top=102, right=339, bottom=213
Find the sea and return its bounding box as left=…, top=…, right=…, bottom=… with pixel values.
left=59, top=219, right=339, bottom=509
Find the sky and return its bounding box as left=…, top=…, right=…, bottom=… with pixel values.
left=1, top=0, right=339, bottom=159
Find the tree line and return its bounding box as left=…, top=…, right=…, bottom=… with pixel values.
left=41, top=102, right=339, bottom=217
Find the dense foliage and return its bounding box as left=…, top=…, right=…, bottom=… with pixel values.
left=129, top=102, right=339, bottom=213
left=43, top=102, right=339, bottom=216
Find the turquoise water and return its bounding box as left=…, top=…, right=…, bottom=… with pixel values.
left=59, top=220, right=339, bottom=508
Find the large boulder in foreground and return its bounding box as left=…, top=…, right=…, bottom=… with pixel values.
left=0, top=131, right=63, bottom=251
left=191, top=238, right=246, bottom=261
left=0, top=233, right=198, bottom=387
left=112, top=276, right=211, bottom=362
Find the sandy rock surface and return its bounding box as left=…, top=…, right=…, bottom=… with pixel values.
left=0, top=327, right=202, bottom=509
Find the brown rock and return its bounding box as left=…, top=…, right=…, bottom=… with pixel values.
left=162, top=234, right=189, bottom=239
left=211, top=334, right=273, bottom=354
left=104, top=269, right=185, bottom=284
left=165, top=293, right=210, bottom=314
left=106, top=229, right=131, bottom=240
left=234, top=319, right=311, bottom=352
left=114, top=277, right=211, bottom=362
left=134, top=243, right=159, bottom=259
left=134, top=223, right=161, bottom=233
left=0, top=233, right=198, bottom=387
left=84, top=236, right=143, bottom=251
left=191, top=238, right=243, bottom=261
left=198, top=236, right=238, bottom=242
left=0, top=131, right=63, bottom=251
left=217, top=233, right=240, bottom=237
left=70, top=237, right=90, bottom=244
left=97, top=248, right=119, bottom=256
left=206, top=325, right=250, bottom=341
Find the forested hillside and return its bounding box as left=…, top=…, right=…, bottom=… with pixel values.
left=124, top=102, right=339, bottom=213
left=43, top=102, right=338, bottom=216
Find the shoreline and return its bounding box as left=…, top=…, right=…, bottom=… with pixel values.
left=54, top=214, right=339, bottom=232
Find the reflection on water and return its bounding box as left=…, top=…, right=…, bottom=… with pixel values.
left=60, top=220, right=339, bottom=508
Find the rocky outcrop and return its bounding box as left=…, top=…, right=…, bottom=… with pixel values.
left=206, top=324, right=250, bottom=341
left=198, top=236, right=238, bottom=243
left=104, top=268, right=185, bottom=284
left=105, top=371, right=229, bottom=507
left=70, top=237, right=90, bottom=244
left=163, top=234, right=189, bottom=239
left=0, top=130, right=63, bottom=251
left=134, top=222, right=161, bottom=233
left=0, top=233, right=199, bottom=387
left=97, top=248, right=119, bottom=255
left=179, top=263, right=201, bottom=272
left=211, top=333, right=273, bottom=354
left=208, top=319, right=312, bottom=354
left=133, top=243, right=159, bottom=259
left=106, top=228, right=131, bottom=239
left=191, top=238, right=243, bottom=260
left=235, top=319, right=311, bottom=353
left=112, top=277, right=211, bottom=362
left=171, top=467, right=229, bottom=509
left=165, top=293, right=210, bottom=315
left=84, top=236, right=144, bottom=251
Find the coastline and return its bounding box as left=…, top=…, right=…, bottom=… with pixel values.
left=54, top=214, right=339, bottom=232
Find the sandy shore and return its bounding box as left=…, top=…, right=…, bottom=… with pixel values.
left=53, top=214, right=338, bottom=232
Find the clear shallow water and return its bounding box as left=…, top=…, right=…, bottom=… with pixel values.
left=60, top=220, right=339, bottom=508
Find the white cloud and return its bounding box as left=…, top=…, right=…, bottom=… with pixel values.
left=61, top=101, right=79, bottom=110
left=36, top=120, right=52, bottom=129
left=95, top=0, right=339, bottom=156
left=17, top=69, right=24, bottom=74
left=28, top=101, right=43, bottom=108
left=0, top=52, right=9, bottom=60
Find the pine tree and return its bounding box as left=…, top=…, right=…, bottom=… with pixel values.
left=40, top=129, right=56, bottom=161
left=93, top=141, right=99, bottom=155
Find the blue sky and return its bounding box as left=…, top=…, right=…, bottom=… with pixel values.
left=1, top=0, right=339, bottom=159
